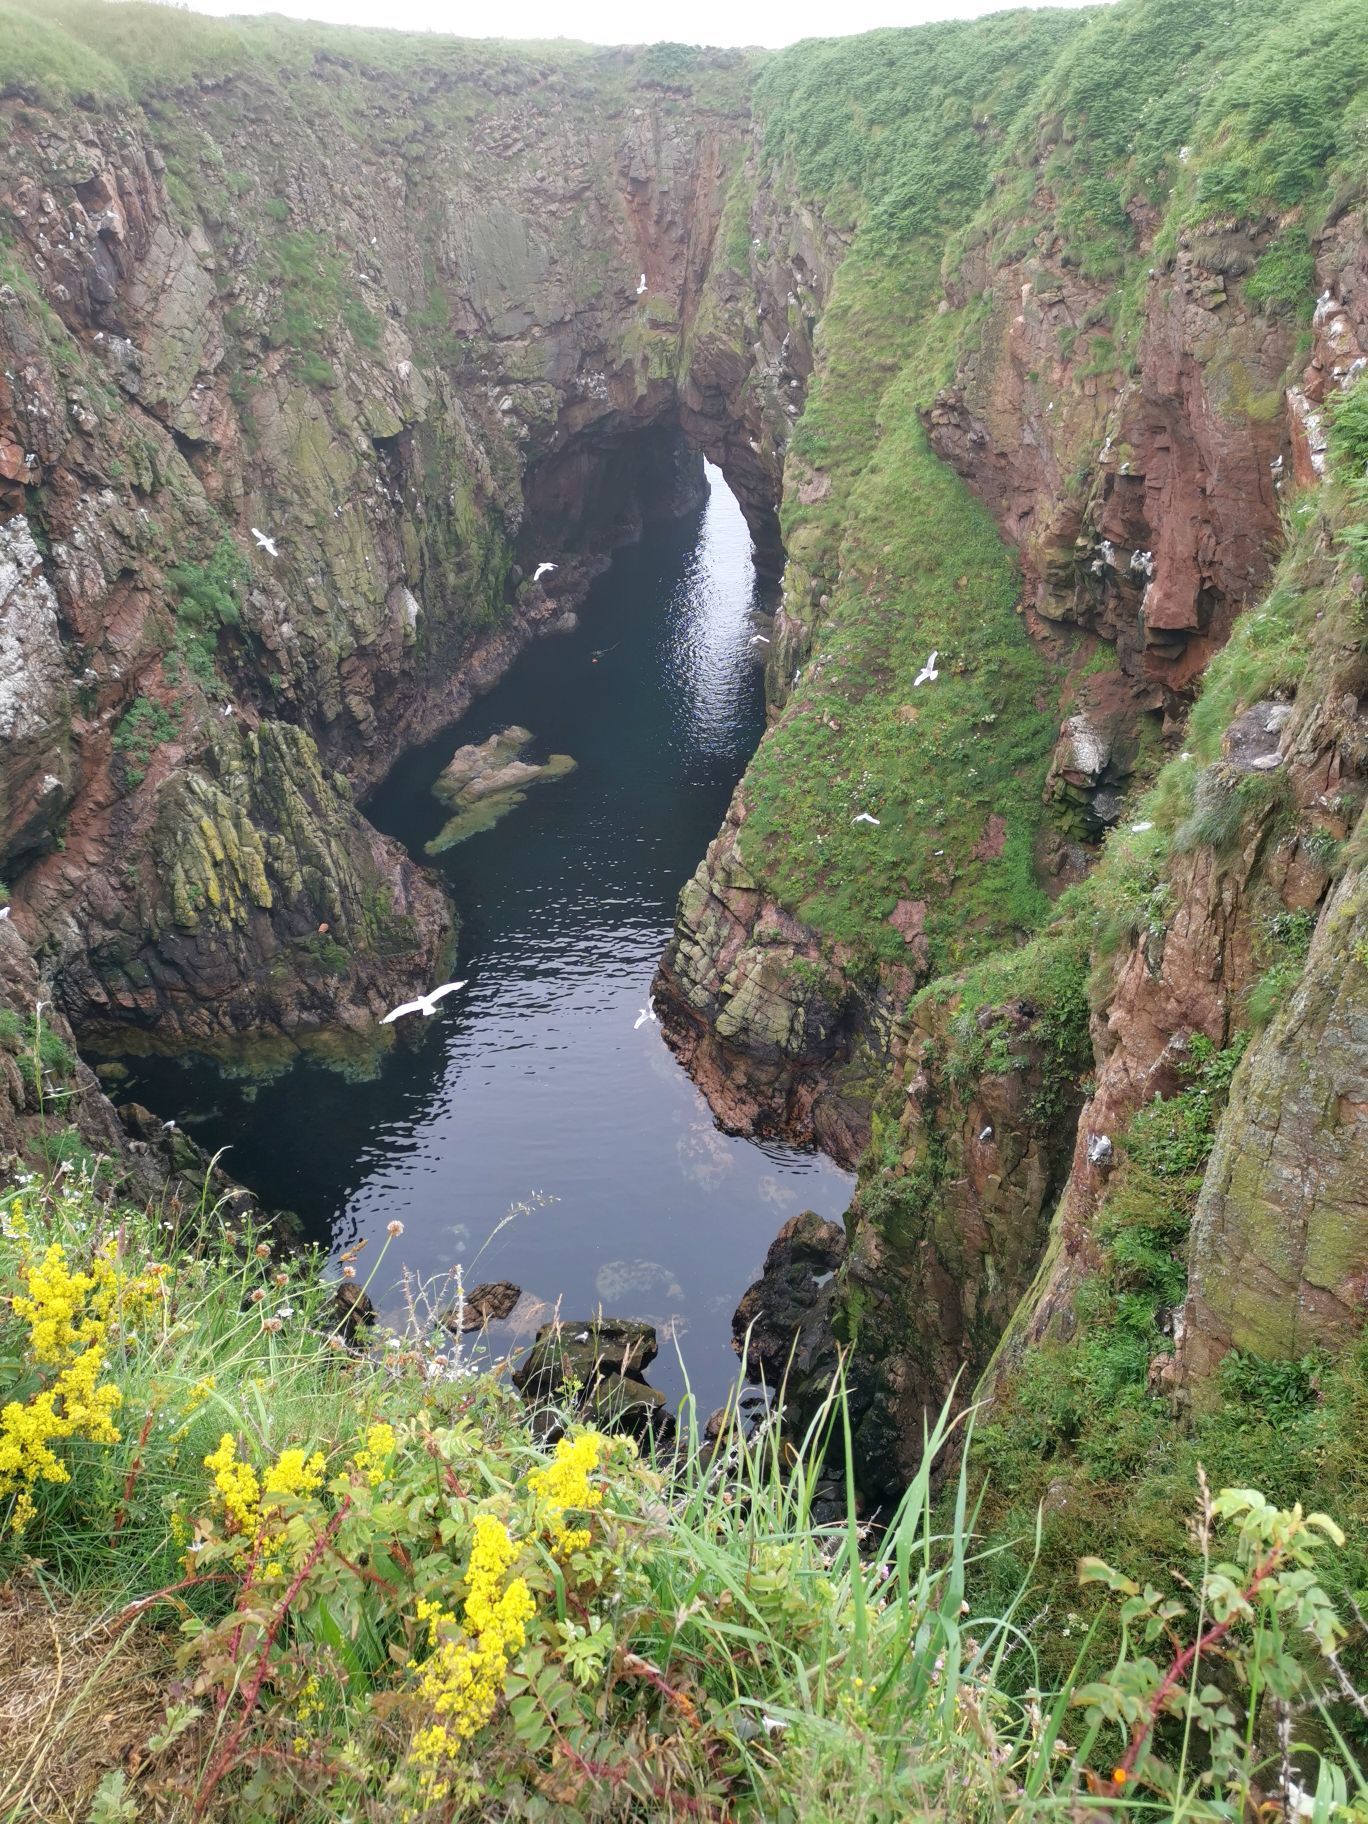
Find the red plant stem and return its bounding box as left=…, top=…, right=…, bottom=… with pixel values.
left=110, top=1408, right=156, bottom=1542
left=116, top=1569, right=239, bottom=1620
left=1119, top=1548, right=1283, bottom=1780
left=559, top=1744, right=726, bottom=1821
left=217, top=1539, right=263, bottom=1725
left=194, top=1497, right=351, bottom=1817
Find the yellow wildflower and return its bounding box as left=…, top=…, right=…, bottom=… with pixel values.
left=527, top=1430, right=606, bottom=1557
left=261, top=1446, right=326, bottom=1509
left=12, top=1244, right=118, bottom=1366
left=204, top=1433, right=261, bottom=1536
left=350, top=1421, right=396, bottom=1488
left=406, top=1516, right=535, bottom=1798
left=203, top=1436, right=327, bottom=1573
left=0, top=1243, right=123, bottom=1527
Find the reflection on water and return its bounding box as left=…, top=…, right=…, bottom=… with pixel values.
left=116, top=467, right=854, bottom=1410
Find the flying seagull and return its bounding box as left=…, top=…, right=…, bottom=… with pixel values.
left=533, top=562, right=557, bottom=582
left=381, top=980, right=469, bottom=1025
left=251, top=527, right=279, bottom=558
left=913, top=650, right=939, bottom=688
left=852, top=812, right=881, bottom=826
left=749, top=634, right=770, bottom=646
left=634, top=998, right=658, bottom=1030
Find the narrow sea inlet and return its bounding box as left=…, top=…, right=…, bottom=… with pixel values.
left=118, top=468, right=853, bottom=1410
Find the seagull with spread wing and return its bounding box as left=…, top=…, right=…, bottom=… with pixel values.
left=381, top=980, right=468, bottom=1025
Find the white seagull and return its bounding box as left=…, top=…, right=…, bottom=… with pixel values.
left=913, top=650, right=939, bottom=688
left=749, top=634, right=770, bottom=646
left=636, top=273, right=647, bottom=296
left=0, top=906, right=9, bottom=921
left=251, top=527, right=279, bottom=558
left=533, top=562, right=557, bottom=582
left=634, top=998, right=657, bottom=1030
left=852, top=812, right=881, bottom=826
left=381, top=980, right=468, bottom=1025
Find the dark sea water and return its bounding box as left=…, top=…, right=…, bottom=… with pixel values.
left=115, top=468, right=853, bottom=1410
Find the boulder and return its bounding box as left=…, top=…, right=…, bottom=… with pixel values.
left=442, top=1279, right=523, bottom=1333
left=328, top=1280, right=376, bottom=1344
left=512, top=1318, right=670, bottom=1442
left=731, top=1210, right=846, bottom=1384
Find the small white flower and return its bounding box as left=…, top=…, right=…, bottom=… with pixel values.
left=277, top=1305, right=295, bottom=1320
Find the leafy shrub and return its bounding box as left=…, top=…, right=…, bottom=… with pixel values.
left=170, top=533, right=249, bottom=633
left=111, top=695, right=180, bottom=788
left=166, top=534, right=251, bottom=686
left=1247, top=907, right=1317, bottom=1028
left=1219, top=1348, right=1321, bottom=1424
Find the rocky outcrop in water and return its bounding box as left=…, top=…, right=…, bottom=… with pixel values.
left=513, top=1317, right=671, bottom=1440
left=655, top=787, right=877, bottom=1167
left=428, top=726, right=576, bottom=851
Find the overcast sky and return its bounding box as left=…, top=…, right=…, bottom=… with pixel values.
left=177, top=0, right=1104, bottom=53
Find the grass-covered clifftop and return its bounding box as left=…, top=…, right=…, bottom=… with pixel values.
left=2, top=1166, right=1366, bottom=1821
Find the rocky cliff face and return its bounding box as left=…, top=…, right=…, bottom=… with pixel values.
left=0, top=30, right=815, bottom=1053
left=657, top=0, right=1368, bottom=1519
left=0, top=913, right=259, bottom=1217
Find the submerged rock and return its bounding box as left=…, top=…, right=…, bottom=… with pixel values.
left=442, top=1279, right=523, bottom=1333
left=427, top=727, right=576, bottom=852
left=512, top=1318, right=671, bottom=1442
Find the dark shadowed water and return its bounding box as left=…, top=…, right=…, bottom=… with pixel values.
left=114, top=468, right=853, bottom=1410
